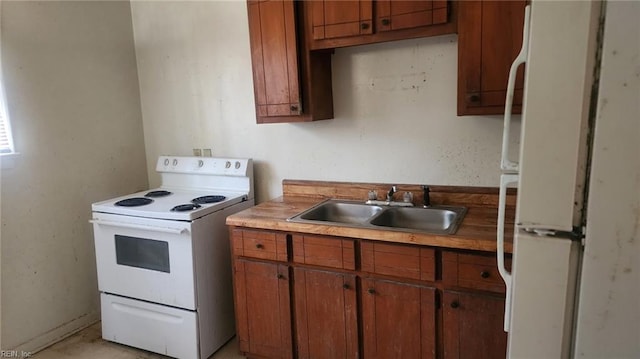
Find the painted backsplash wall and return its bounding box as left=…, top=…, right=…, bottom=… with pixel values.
left=1, top=1, right=147, bottom=351
left=131, top=1, right=521, bottom=203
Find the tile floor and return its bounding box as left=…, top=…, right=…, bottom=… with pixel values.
left=32, top=322, right=245, bottom=359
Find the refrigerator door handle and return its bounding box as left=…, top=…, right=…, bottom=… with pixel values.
left=498, top=173, right=519, bottom=332
left=501, top=5, right=531, bottom=173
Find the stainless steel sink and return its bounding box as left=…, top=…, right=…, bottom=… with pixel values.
left=369, top=206, right=467, bottom=234
left=296, top=200, right=384, bottom=224
left=287, top=199, right=467, bottom=235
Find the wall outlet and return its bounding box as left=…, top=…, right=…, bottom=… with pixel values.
left=193, top=148, right=202, bottom=156
left=202, top=148, right=212, bottom=157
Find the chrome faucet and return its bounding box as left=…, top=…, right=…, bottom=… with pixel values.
left=365, top=185, right=413, bottom=207
left=387, top=185, right=398, bottom=201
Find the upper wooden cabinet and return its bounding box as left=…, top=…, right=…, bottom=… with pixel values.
left=247, top=0, right=528, bottom=122
left=247, top=0, right=333, bottom=124
left=304, top=0, right=456, bottom=50
left=457, top=0, right=527, bottom=116
left=309, top=1, right=373, bottom=40
left=376, top=0, right=448, bottom=32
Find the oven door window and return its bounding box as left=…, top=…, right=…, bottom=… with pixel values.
left=115, top=235, right=170, bottom=273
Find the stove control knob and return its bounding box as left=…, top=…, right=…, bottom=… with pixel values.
left=225, top=161, right=231, bottom=169
left=173, top=159, right=178, bottom=166
left=198, top=160, right=204, bottom=168
left=164, top=159, right=169, bottom=166
left=235, top=161, right=241, bottom=169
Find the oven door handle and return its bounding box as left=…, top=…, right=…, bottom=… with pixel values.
left=90, top=219, right=190, bottom=235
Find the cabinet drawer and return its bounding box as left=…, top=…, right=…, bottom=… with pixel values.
left=232, top=229, right=288, bottom=262
left=442, top=251, right=511, bottom=293
left=361, top=241, right=435, bottom=281
left=292, top=235, right=355, bottom=270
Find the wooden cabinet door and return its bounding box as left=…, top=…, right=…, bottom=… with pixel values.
left=233, top=259, right=293, bottom=359
left=457, top=0, right=527, bottom=115
left=361, top=278, right=437, bottom=358
left=309, top=0, right=373, bottom=40
left=376, top=0, right=449, bottom=32
left=442, top=290, right=508, bottom=359
left=294, top=268, right=358, bottom=359
left=247, top=0, right=301, bottom=121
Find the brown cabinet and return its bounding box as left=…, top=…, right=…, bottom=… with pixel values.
left=292, top=234, right=356, bottom=270
left=293, top=267, right=358, bottom=359
left=230, top=228, right=508, bottom=358
left=442, top=291, right=508, bottom=359
left=247, top=0, right=333, bottom=124
left=304, top=0, right=455, bottom=50
left=362, top=278, right=437, bottom=358
left=457, top=0, right=528, bottom=116
left=361, top=240, right=436, bottom=281
left=308, top=1, right=373, bottom=41
left=233, top=259, right=293, bottom=358
left=232, top=228, right=288, bottom=261
left=442, top=251, right=511, bottom=293
left=441, top=251, right=509, bottom=358
left=376, top=0, right=448, bottom=32
left=247, top=1, right=527, bottom=121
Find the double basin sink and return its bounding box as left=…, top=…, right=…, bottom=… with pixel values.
left=288, top=199, right=467, bottom=235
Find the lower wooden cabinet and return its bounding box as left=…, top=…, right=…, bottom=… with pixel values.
left=293, top=267, right=358, bottom=359
left=233, top=259, right=293, bottom=359
left=230, top=229, right=508, bottom=359
left=442, top=290, right=508, bottom=359
left=362, top=278, right=437, bottom=358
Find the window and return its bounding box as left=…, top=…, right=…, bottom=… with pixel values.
left=0, top=92, right=14, bottom=155
left=0, top=4, right=16, bottom=157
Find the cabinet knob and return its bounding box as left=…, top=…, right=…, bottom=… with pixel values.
left=255, top=243, right=264, bottom=249
left=277, top=274, right=285, bottom=280
left=480, top=271, right=490, bottom=278
left=468, top=93, right=481, bottom=103
left=450, top=301, right=460, bottom=309
left=361, top=22, right=370, bottom=30
left=381, top=18, right=390, bottom=26
left=290, top=105, right=299, bottom=112
left=343, top=283, right=350, bottom=290
left=367, top=288, right=376, bottom=295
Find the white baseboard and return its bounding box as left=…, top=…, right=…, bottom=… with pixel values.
left=13, top=311, right=100, bottom=354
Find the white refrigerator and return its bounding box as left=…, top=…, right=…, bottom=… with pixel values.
left=497, top=1, right=639, bottom=358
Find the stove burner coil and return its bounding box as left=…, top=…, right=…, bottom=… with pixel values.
left=171, top=203, right=202, bottom=212
left=115, top=197, right=154, bottom=207
left=191, top=195, right=226, bottom=204
left=145, top=190, right=173, bottom=198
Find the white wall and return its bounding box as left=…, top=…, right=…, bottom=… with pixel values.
left=131, top=1, right=520, bottom=203
left=1, top=1, right=147, bottom=351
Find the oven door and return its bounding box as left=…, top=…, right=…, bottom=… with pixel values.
left=92, top=212, right=196, bottom=310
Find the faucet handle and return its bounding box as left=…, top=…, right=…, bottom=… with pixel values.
left=423, top=185, right=431, bottom=208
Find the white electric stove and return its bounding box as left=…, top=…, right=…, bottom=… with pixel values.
left=91, top=156, right=254, bottom=359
